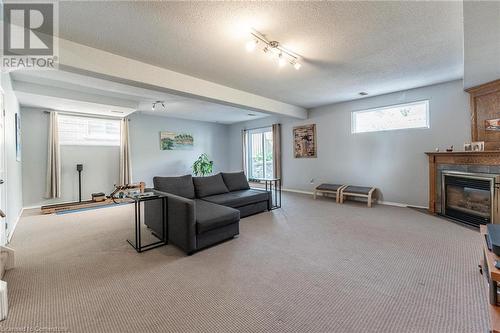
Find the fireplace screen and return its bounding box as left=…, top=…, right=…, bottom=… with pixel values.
left=442, top=171, right=499, bottom=227
left=446, top=185, right=490, bottom=218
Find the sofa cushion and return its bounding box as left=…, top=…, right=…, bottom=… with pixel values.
left=195, top=199, right=240, bottom=234
left=153, top=175, right=195, bottom=199
left=221, top=171, right=250, bottom=191
left=202, top=189, right=269, bottom=208
left=193, top=173, right=229, bottom=198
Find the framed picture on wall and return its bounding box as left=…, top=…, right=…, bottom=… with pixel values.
left=485, top=118, right=500, bottom=131
left=159, top=131, right=194, bottom=150
left=293, top=124, right=317, bottom=158
left=15, top=113, right=21, bottom=162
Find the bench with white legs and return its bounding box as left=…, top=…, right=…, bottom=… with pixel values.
left=313, top=184, right=347, bottom=203
left=339, top=186, right=376, bottom=207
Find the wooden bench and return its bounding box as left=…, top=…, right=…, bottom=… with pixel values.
left=313, top=184, right=347, bottom=203
left=340, top=186, right=376, bottom=207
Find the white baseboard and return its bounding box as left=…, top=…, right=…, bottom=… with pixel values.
left=7, top=208, right=23, bottom=244
left=282, top=188, right=314, bottom=196
left=21, top=205, right=40, bottom=210
left=378, top=201, right=427, bottom=209
left=282, top=187, right=428, bottom=209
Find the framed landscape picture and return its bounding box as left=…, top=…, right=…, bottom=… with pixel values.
left=160, top=131, right=194, bottom=150
left=293, top=124, right=317, bottom=158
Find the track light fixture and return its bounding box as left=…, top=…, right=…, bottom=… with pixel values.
left=245, top=29, right=302, bottom=70
left=152, top=101, right=166, bottom=112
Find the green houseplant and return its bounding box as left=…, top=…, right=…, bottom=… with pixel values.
left=192, top=153, right=214, bottom=176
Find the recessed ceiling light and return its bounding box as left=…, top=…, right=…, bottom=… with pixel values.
left=359, top=92, right=368, bottom=96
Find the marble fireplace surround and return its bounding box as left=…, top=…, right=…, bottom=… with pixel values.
left=425, top=151, right=500, bottom=214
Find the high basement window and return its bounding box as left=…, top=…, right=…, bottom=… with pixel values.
left=351, top=100, right=429, bottom=134
left=58, top=114, right=120, bottom=146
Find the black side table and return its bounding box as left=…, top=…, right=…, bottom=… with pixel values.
left=125, top=189, right=168, bottom=253
left=250, top=178, right=282, bottom=210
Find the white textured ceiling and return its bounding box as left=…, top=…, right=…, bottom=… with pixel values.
left=58, top=1, right=464, bottom=108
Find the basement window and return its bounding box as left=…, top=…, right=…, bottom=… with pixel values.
left=58, top=114, right=120, bottom=146
left=351, top=100, right=429, bottom=134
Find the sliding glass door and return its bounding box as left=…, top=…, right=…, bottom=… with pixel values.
left=247, top=127, right=274, bottom=179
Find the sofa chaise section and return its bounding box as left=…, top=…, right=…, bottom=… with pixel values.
left=194, top=199, right=239, bottom=250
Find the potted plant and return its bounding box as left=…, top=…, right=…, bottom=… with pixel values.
left=192, top=153, right=214, bottom=176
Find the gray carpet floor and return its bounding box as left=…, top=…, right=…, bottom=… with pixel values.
left=1, top=193, right=489, bottom=332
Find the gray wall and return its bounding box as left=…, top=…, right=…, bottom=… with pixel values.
left=1, top=73, right=23, bottom=243
left=21, top=108, right=120, bottom=207
left=463, top=1, right=500, bottom=89
left=129, top=113, right=229, bottom=187
left=229, top=80, right=470, bottom=207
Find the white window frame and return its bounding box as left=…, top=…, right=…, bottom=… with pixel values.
left=58, top=114, right=121, bottom=147
left=351, top=100, right=430, bottom=134
left=246, top=126, right=273, bottom=180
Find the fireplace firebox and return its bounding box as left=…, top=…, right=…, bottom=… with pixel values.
left=441, top=171, right=500, bottom=227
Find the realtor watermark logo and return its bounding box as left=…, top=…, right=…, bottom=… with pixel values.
left=1, top=1, right=59, bottom=71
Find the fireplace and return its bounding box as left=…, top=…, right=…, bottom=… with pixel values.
left=441, top=171, right=500, bottom=227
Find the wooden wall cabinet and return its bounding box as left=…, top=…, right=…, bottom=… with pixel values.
left=466, top=79, right=500, bottom=150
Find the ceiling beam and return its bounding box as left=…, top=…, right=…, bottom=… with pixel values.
left=57, top=38, right=307, bottom=119
left=13, top=81, right=136, bottom=117
left=13, top=81, right=138, bottom=110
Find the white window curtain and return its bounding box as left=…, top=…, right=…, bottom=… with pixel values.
left=119, top=118, right=132, bottom=185
left=45, top=111, right=61, bottom=198
left=242, top=129, right=248, bottom=177
left=272, top=123, right=282, bottom=180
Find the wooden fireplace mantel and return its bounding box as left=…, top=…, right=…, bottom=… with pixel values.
left=426, top=151, right=500, bottom=213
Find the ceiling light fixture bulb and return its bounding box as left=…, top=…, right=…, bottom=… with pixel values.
left=293, top=62, right=302, bottom=70
left=265, top=48, right=275, bottom=60
left=152, top=101, right=166, bottom=112
left=245, top=39, right=258, bottom=52
left=278, top=54, right=286, bottom=67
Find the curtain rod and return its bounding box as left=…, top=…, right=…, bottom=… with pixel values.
left=243, top=124, right=276, bottom=131
left=43, top=110, right=127, bottom=120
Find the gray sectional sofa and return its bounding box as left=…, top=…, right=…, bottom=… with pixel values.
left=145, top=172, right=271, bottom=254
